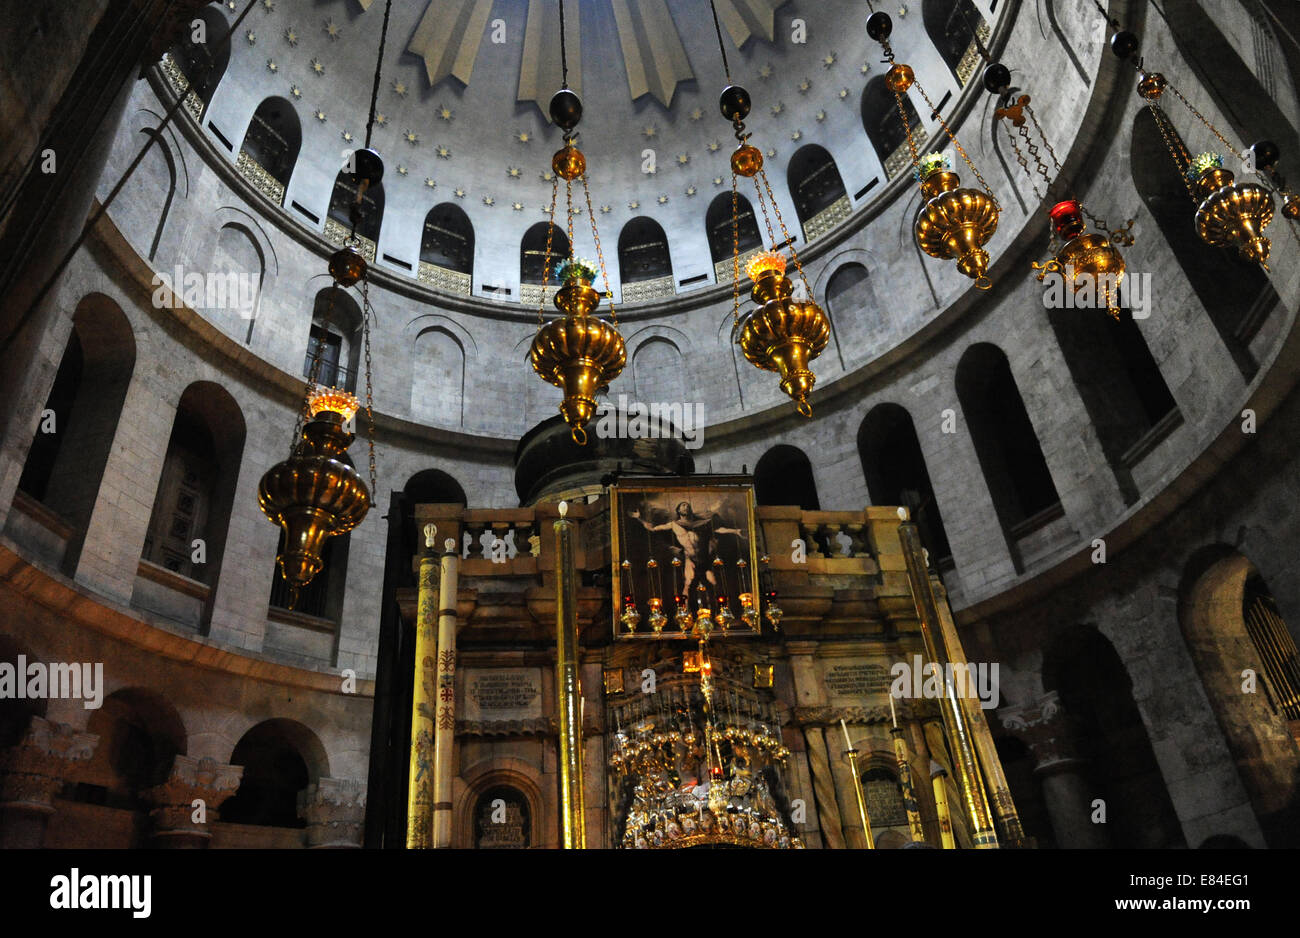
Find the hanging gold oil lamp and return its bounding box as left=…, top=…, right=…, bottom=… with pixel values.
left=527, top=18, right=626, bottom=446
left=866, top=10, right=1001, bottom=289
left=710, top=12, right=832, bottom=418
left=1111, top=24, right=1278, bottom=271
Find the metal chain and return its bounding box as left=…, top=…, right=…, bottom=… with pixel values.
left=1000, top=121, right=1042, bottom=199
left=539, top=172, right=560, bottom=324
left=565, top=175, right=575, bottom=258
left=1148, top=103, right=1197, bottom=199
left=580, top=170, right=617, bottom=322
left=1014, top=122, right=1054, bottom=193
left=757, top=169, right=811, bottom=296
left=893, top=86, right=923, bottom=192
left=1165, top=79, right=1241, bottom=157
left=361, top=280, right=377, bottom=494
left=291, top=282, right=336, bottom=455
left=730, top=171, right=741, bottom=324
left=1023, top=102, right=1062, bottom=172
left=913, top=79, right=1000, bottom=210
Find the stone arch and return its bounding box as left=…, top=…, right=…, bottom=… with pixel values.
left=1130, top=108, right=1274, bottom=378
left=1177, top=548, right=1300, bottom=846
left=704, top=190, right=762, bottom=267
left=787, top=144, right=847, bottom=233
left=328, top=162, right=383, bottom=245
left=1042, top=624, right=1184, bottom=847
left=454, top=758, right=547, bottom=849
left=68, top=688, right=187, bottom=811
left=858, top=402, right=951, bottom=565
left=170, top=7, right=231, bottom=111
left=922, top=0, right=986, bottom=81
left=861, top=75, right=919, bottom=176
left=410, top=326, right=466, bottom=428
left=210, top=222, right=264, bottom=343
left=14, top=293, right=135, bottom=575
left=138, top=381, right=245, bottom=632
left=631, top=336, right=687, bottom=406
left=307, top=286, right=363, bottom=392
left=220, top=718, right=330, bottom=828
left=240, top=96, right=301, bottom=198
left=955, top=342, right=1061, bottom=568
left=753, top=444, right=820, bottom=510
left=618, top=216, right=673, bottom=284
left=119, top=119, right=180, bottom=261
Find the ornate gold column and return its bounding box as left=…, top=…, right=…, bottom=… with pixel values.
left=891, top=726, right=926, bottom=843
left=405, top=525, right=440, bottom=848
left=897, top=520, right=998, bottom=848
left=932, top=578, right=1026, bottom=846
left=554, top=501, right=586, bottom=848
left=432, top=536, right=461, bottom=848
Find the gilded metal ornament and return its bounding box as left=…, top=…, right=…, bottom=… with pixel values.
left=914, top=169, right=999, bottom=289
left=1192, top=165, right=1275, bottom=270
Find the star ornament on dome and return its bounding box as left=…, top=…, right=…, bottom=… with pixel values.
left=405, top=130, right=420, bottom=146
left=713, top=176, right=724, bottom=186
left=540, top=170, right=554, bottom=182
left=512, top=202, right=524, bottom=212
left=436, top=145, right=451, bottom=159
left=822, top=52, right=837, bottom=68
left=707, top=141, right=720, bottom=153
left=791, top=130, right=802, bottom=141
left=267, top=60, right=278, bottom=73
left=838, top=88, right=850, bottom=99
left=483, top=195, right=495, bottom=206
left=690, top=108, right=704, bottom=121
left=311, top=58, right=325, bottom=76
left=759, top=64, right=773, bottom=80
left=375, top=113, right=388, bottom=126
left=860, top=62, right=871, bottom=75
left=600, top=205, right=612, bottom=214
left=685, top=185, right=697, bottom=197
left=392, top=80, right=408, bottom=97
left=425, top=178, right=437, bottom=189
left=771, top=102, right=784, bottom=116
left=677, top=154, right=689, bottom=166
left=816, top=110, right=827, bottom=122
left=438, top=105, right=454, bottom=122
left=245, top=30, right=256, bottom=45
left=262, top=0, right=274, bottom=10
left=284, top=26, right=299, bottom=46
left=323, top=18, right=342, bottom=41
left=798, top=78, right=812, bottom=94
left=507, top=167, right=522, bottom=179
left=657, top=194, right=669, bottom=204
left=454, top=187, right=466, bottom=198
left=341, top=130, right=353, bottom=143
left=628, top=200, right=640, bottom=210
left=516, top=131, right=531, bottom=144
left=397, top=165, right=409, bottom=176
left=643, top=126, right=657, bottom=138
left=314, top=109, right=327, bottom=123
left=289, top=84, right=302, bottom=99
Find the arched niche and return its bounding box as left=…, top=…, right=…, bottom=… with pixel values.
left=618, top=217, right=673, bottom=284
left=421, top=202, right=474, bottom=275
left=631, top=337, right=687, bottom=407
left=922, top=0, right=987, bottom=82
left=411, top=327, right=466, bottom=428
left=220, top=718, right=329, bottom=829
left=861, top=75, right=920, bottom=177
left=171, top=7, right=231, bottom=109
left=753, top=445, right=820, bottom=510
left=211, top=222, right=265, bottom=344
left=1042, top=624, right=1185, bottom=848
left=1178, top=548, right=1300, bottom=846
left=787, top=144, right=847, bottom=236
left=14, top=293, right=135, bottom=575
left=858, top=403, right=951, bottom=565
left=955, top=342, right=1061, bottom=567
left=240, top=96, right=300, bottom=200
left=520, top=222, right=571, bottom=284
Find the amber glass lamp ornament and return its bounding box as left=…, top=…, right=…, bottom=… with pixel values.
left=709, top=0, right=831, bottom=417
left=867, top=8, right=1000, bottom=288
left=527, top=80, right=626, bottom=444
left=1113, top=26, right=1277, bottom=270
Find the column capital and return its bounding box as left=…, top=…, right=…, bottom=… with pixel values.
left=300, top=777, right=367, bottom=848
left=0, top=717, right=98, bottom=811
left=996, top=691, right=1084, bottom=774
left=143, top=755, right=243, bottom=841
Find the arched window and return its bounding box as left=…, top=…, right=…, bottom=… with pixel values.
left=420, top=202, right=474, bottom=275
left=13, top=295, right=134, bottom=574
left=396, top=470, right=468, bottom=588
left=268, top=529, right=351, bottom=623
left=520, top=222, right=571, bottom=284
left=140, top=383, right=246, bottom=619
left=618, top=217, right=673, bottom=284
left=68, top=689, right=185, bottom=821
left=328, top=164, right=383, bottom=249
left=858, top=403, right=951, bottom=565
left=787, top=145, right=848, bottom=239
left=474, top=786, right=531, bottom=848
left=705, top=191, right=762, bottom=269
left=239, top=97, right=300, bottom=202
left=955, top=344, right=1061, bottom=550
left=171, top=8, right=231, bottom=109
left=1043, top=625, right=1185, bottom=847
left=923, top=0, right=986, bottom=82
left=861, top=76, right=922, bottom=177
left=753, top=445, right=820, bottom=510
left=1045, top=306, right=1179, bottom=502
left=306, top=286, right=362, bottom=392
left=1131, top=109, right=1274, bottom=378
left=221, top=720, right=328, bottom=828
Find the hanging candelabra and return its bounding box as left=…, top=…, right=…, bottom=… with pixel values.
left=528, top=1, right=626, bottom=446
left=1104, top=11, right=1279, bottom=270
left=982, top=63, right=1135, bottom=319
left=708, top=2, right=830, bottom=418
left=257, top=0, right=392, bottom=605
left=866, top=7, right=1000, bottom=289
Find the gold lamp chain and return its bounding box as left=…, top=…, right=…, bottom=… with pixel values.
left=1023, top=103, right=1062, bottom=173
left=1148, top=103, right=1197, bottom=200
left=361, top=281, right=377, bottom=494
left=1014, top=122, right=1054, bottom=194
left=580, top=172, right=618, bottom=323
left=893, top=87, right=923, bottom=192
left=1000, top=121, right=1043, bottom=200
left=1165, top=79, right=1241, bottom=157
left=290, top=282, right=337, bottom=455
left=565, top=176, right=576, bottom=262
left=757, top=169, right=811, bottom=296
left=539, top=173, right=560, bottom=325
left=730, top=172, right=741, bottom=324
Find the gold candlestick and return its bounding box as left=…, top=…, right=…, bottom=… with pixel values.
left=841, top=722, right=875, bottom=850
left=931, top=762, right=957, bottom=850
left=554, top=501, right=586, bottom=848
left=892, top=726, right=926, bottom=844
left=431, top=537, right=460, bottom=848
left=405, top=525, right=439, bottom=849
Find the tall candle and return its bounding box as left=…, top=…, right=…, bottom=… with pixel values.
left=840, top=718, right=853, bottom=752
left=889, top=692, right=898, bottom=728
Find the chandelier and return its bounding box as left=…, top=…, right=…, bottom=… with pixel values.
left=528, top=0, right=626, bottom=446
left=609, top=646, right=801, bottom=849
left=707, top=2, right=830, bottom=419
left=256, top=0, right=392, bottom=604
left=866, top=7, right=1000, bottom=290
left=1106, top=18, right=1280, bottom=270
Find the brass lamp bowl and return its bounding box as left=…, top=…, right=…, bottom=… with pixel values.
left=529, top=279, right=627, bottom=444
left=914, top=170, right=999, bottom=289
left=735, top=268, right=830, bottom=417
left=1193, top=166, right=1274, bottom=270
left=1057, top=233, right=1126, bottom=319
left=258, top=411, right=371, bottom=606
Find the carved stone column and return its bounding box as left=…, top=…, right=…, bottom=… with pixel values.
left=143, top=755, right=242, bottom=848
left=998, top=691, right=1108, bottom=849
left=301, top=778, right=367, bottom=848
left=0, top=717, right=97, bottom=848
